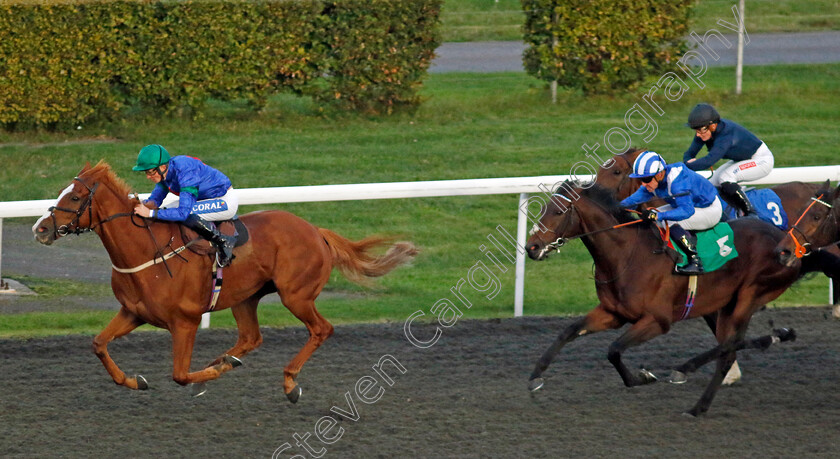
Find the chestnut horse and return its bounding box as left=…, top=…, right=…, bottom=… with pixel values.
left=597, top=148, right=840, bottom=311
left=32, top=162, right=417, bottom=402
left=525, top=182, right=803, bottom=416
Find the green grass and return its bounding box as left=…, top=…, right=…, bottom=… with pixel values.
left=2, top=63, right=838, bottom=337
left=440, top=0, right=840, bottom=42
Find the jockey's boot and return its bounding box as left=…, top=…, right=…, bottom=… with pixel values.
left=720, top=181, right=757, bottom=217
left=184, top=214, right=236, bottom=267
left=670, top=225, right=704, bottom=275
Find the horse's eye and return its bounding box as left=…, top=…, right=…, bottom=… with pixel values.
left=613, top=169, right=621, bottom=175
left=71, top=196, right=80, bottom=202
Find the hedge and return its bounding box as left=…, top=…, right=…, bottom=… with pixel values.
left=0, top=0, right=441, bottom=129
left=522, top=0, right=693, bottom=95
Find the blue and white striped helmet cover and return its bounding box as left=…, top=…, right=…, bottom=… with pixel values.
left=629, top=151, right=666, bottom=178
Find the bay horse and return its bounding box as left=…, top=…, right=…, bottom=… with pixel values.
left=597, top=147, right=840, bottom=310
left=776, top=183, right=840, bottom=294
left=525, top=182, right=803, bottom=416
left=32, top=162, right=417, bottom=402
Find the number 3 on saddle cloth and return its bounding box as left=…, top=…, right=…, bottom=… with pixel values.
left=723, top=188, right=788, bottom=230
left=658, top=223, right=740, bottom=321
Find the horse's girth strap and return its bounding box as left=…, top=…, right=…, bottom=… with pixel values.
left=111, top=240, right=198, bottom=274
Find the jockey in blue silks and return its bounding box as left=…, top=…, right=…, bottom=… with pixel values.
left=620, top=151, right=723, bottom=275
left=683, top=103, right=774, bottom=217
left=132, top=144, right=238, bottom=267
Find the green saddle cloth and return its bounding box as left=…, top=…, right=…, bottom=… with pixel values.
left=672, top=222, right=739, bottom=273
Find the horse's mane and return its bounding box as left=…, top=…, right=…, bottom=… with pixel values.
left=555, top=181, right=636, bottom=224
left=84, top=161, right=133, bottom=201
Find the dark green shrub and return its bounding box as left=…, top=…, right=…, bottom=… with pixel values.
left=0, top=0, right=440, bottom=129
left=522, top=0, right=693, bottom=95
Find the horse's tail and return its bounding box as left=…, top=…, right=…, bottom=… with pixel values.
left=317, top=228, right=418, bottom=285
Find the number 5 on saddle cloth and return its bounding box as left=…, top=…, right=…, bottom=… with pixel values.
left=664, top=222, right=739, bottom=273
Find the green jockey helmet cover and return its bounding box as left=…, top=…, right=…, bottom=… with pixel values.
left=133, top=144, right=171, bottom=171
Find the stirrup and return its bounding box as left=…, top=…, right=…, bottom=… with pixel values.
left=675, top=259, right=704, bottom=275
left=215, top=251, right=234, bottom=268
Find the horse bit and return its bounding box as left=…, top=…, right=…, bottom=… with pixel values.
left=45, top=177, right=132, bottom=238
left=785, top=194, right=835, bottom=259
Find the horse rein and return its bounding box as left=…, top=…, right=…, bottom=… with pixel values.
left=785, top=194, right=834, bottom=258
left=45, top=177, right=136, bottom=237
left=539, top=193, right=644, bottom=257
left=46, top=176, right=187, bottom=276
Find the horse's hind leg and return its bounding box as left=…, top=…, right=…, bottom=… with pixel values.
left=170, top=318, right=241, bottom=390
left=529, top=305, right=622, bottom=391
left=669, top=327, right=796, bottom=383
left=280, top=295, right=334, bottom=403
left=206, top=297, right=263, bottom=368
left=93, top=307, right=147, bottom=390
left=607, top=314, right=668, bottom=387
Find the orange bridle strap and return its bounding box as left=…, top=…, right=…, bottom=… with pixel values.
left=786, top=194, right=829, bottom=259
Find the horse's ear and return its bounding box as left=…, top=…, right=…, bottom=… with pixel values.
left=79, top=162, right=92, bottom=175
left=834, top=181, right=840, bottom=200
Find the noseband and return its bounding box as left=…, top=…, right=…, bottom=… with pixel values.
left=536, top=194, right=643, bottom=259
left=785, top=194, right=835, bottom=258
left=45, top=177, right=133, bottom=238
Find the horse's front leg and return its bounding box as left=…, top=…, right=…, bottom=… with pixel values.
left=685, top=344, right=737, bottom=417
left=607, top=314, right=668, bottom=387
left=206, top=298, right=262, bottom=368
left=529, top=305, right=622, bottom=391
left=170, top=318, right=240, bottom=396
left=93, top=307, right=147, bottom=390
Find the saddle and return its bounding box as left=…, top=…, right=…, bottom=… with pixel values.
left=180, top=217, right=250, bottom=256
left=721, top=188, right=787, bottom=230
left=657, top=223, right=739, bottom=274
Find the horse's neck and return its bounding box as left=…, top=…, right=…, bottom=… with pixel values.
left=577, top=204, right=645, bottom=273
left=92, top=185, right=177, bottom=269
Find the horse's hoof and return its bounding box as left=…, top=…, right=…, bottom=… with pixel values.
left=683, top=405, right=707, bottom=417
left=722, top=361, right=742, bottom=386
left=774, top=328, right=796, bottom=342
left=223, top=355, right=243, bottom=368
left=190, top=382, right=207, bottom=397
left=135, top=375, right=149, bottom=390
left=528, top=377, right=545, bottom=392
left=638, top=368, right=658, bottom=384
left=286, top=385, right=302, bottom=404
left=667, top=370, right=687, bottom=384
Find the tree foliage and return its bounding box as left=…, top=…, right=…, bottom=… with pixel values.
left=0, top=0, right=441, bottom=129
left=522, top=0, right=693, bottom=95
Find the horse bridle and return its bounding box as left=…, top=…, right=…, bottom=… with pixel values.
left=45, top=177, right=132, bottom=238
left=785, top=194, right=836, bottom=258
left=535, top=195, right=579, bottom=259
left=539, top=152, right=636, bottom=254
left=538, top=193, right=643, bottom=257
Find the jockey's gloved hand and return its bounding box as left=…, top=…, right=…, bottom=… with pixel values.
left=641, top=208, right=658, bottom=222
